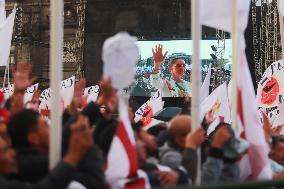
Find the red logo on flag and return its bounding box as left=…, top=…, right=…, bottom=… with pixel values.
left=261, top=77, right=279, bottom=105
left=141, top=105, right=153, bottom=127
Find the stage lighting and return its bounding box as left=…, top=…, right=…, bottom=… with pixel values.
left=211, top=45, right=217, bottom=52
left=210, top=53, right=217, bottom=60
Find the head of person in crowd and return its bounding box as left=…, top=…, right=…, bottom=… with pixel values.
left=168, top=58, right=186, bottom=81
left=8, top=109, right=49, bottom=154
left=269, top=136, right=284, bottom=165
left=0, top=136, right=17, bottom=175
left=132, top=121, right=158, bottom=154
left=168, top=115, right=191, bottom=148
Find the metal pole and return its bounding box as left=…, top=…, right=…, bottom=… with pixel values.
left=49, top=0, right=63, bottom=169
left=231, top=0, right=239, bottom=132
left=191, top=0, right=201, bottom=185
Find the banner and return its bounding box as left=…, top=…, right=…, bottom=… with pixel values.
left=200, top=83, right=231, bottom=135
left=134, top=90, right=164, bottom=129
left=83, top=85, right=100, bottom=104
left=23, top=83, right=39, bottom=104
left=257, top=60, right=284, bottom=125
left=39, top=76, right=75, bottom=110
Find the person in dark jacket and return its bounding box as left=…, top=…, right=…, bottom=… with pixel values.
left=182, top=124, right=240, bottom=184
left=0, top=115, right=105, bottom=189
left=63, top=78, right=119, bottom=159
left=8, top=109, right=105, bottom=188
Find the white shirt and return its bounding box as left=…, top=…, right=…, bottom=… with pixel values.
left=150, top=71, right=191, bottom=97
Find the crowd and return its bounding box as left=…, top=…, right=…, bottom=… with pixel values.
left=0, top=61, right=282, bottom=189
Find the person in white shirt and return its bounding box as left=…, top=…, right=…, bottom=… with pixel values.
left=150, top=44, right=191, bottom=97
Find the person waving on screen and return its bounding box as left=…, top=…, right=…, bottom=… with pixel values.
left=150, top=44, right=192, bottom=97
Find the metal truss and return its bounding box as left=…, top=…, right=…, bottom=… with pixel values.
left=253, top=0, right=281, bottom=82
left=74, top=0, right=87, bottom=79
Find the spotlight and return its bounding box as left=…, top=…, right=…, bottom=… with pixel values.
left=210, top=54, right=217, bottom=60
left=211, top=45, right=217, bottom=52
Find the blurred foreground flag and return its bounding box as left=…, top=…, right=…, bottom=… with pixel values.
left=200, top=0, right=250, bottom=33
left=237, top=51, right=272, bottom=180
left=105, top=97, right=149, bottom=189
left=280, top=0, right=284, bottom=16
left=0, top=0, right=6, bottom=24
left=0, top=7, right=15, bottom=66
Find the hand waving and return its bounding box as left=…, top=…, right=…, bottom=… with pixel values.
left=12, top=62, right=37, bottom=93
left=152, top=44, right=168, bottom=68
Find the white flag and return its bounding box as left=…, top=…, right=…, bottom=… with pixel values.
left=200, top=65, right=211, bottom=102
left=200, top=0, right=250, bottom=32
left=24, top=83, right=39, bottom=104
left=200, top=0, right=250, bottom=49
left=237, top=51, right=272, bottom=180
left=280, top=0, right=284, bottom=16
left=272, top=103, right=284, bottom=129
left=60, top=76, right=75, bottom=108
left=106, top=94, right=149, bottom=189
left=200, top=83, right=231, bottom=135
left=0, top=0, right=6, bottom=24
left=0, top=7, right=15, bottom=66
left=1, top=83, right=13, bottom=100
left=83, top=85, right=100, bottom=104
left=134, top=90, right=164, bottom=130
left=39, top=76, right=75, bottom=110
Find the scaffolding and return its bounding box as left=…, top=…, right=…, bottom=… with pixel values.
left=253, top=0, right=282, bottom=82
left=75, top=0, right=87, bottom=79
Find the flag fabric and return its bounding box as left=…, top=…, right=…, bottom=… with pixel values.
left=200, top=0, right=272, bottom=180
left=0, top=0, right=6, bottom=24
left=39, top=76, right=75, bottom=110
left=200, top=64, right=211, bottom=102
left=105, top=94, right=149, bottom=189
left=200, top=0, right=250, bottom=32
left=200, top=83, right=231, bottom=135
left=83, top=85, right=100, bottom=104
left=272, top=103, right=284, bottom=129
left=200, top=0, right=250, bottom=50
left=237, top=51, right=272, bottom=180
left=134, top=90, right=164, bottom=130
left=280, top=0, right=284, bottom=16
left=0, top=7, right=15, bottom=66
left=23, top=83, right=39, bottom=104
left=60, top=76, right=75, bottom=108
left=1, top=84, right=14, bottom=100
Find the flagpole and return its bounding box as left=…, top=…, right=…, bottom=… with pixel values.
left=278, top=0, right=284, bottom=61
left=191, top=0, right=201, bottom=185
left=231, top=0, right=239, bottom=132
left=49, top=0, right=63, bottom=169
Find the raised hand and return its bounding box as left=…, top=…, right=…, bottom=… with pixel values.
left=12, top=62, right=37, bottom=93
left=64, top=115, right=93, bottom=167
left=67, top=79, right=86, bottom=115
left=157, top=170, right=179, bottom=188
left=205, top=107, right=217, bottom=125
left=262, top=112, right=272, bottom=142
left=152, top=44, right=168, bottom=73
left=73, top=79, right=86, bottom=108
left=211, top=125, right=231, bottom=148
left=185, top=128, right=206, bottom=149
left=96, top=78, right=118, bottom=120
